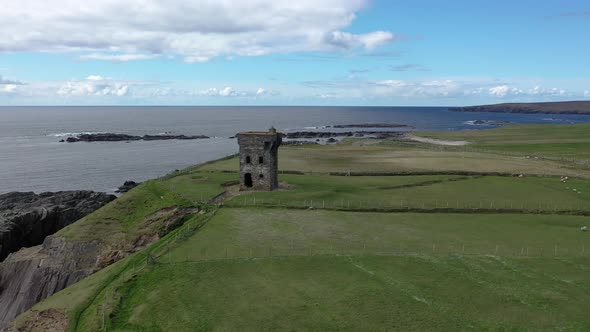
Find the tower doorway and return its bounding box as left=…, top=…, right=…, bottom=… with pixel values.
left=244, top=173, right=253, bottom=187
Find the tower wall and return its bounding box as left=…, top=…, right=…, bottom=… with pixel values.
left=237, top=131, right=281, bottom=191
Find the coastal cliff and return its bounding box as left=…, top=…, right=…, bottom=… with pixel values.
left=0, top=191, right=115, bottom=261
left=0, top=181, right=201, bottom=329
left=449, top=101, right=590, bottom=114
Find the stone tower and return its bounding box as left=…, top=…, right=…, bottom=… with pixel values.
left=237, top=127, right=282, bottom=191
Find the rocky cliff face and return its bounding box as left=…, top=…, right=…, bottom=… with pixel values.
left=0, top=196, right=199, bottom=330
left=0, top=191, right=115, bottom=261
left=0, top=236, right=101, bottom=329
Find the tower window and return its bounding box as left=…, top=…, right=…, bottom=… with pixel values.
left=259, top=174, right=264, bottom=178
left=246, top=156, right=251, bottom=164
left=259, top=156, right=264, bottom=164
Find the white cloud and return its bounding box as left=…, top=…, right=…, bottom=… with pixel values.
left=585, top=90, right=590, bottom=97
left=0, top=0, right=395, bottom=62
left=2, top=84, right=18, bottom=93
left=219, top=87, right=236, bottom=97
left=79, top=53, right=158, bottom=62
left=256, top=88, right=266, bottom=95
left=489, top=85, right=510, bottom=97
left=86, top=75, right=104, bottom=81
left=199, top=87, right=237, bottom=97
left=323, top=30, right=394, bottom=50
left=57, top=76, right=129, bottom=97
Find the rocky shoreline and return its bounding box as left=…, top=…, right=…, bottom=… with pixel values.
left=61, top=132, right=209, bottom=143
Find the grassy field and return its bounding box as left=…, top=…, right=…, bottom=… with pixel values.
left=200, top=142, right=590, bottom=177
left=44, top=208, right=590, bottom=331
left=225, top=173, right=590, bottom=212
left=417, top=124, right=590, bottom=160
left=12, top=123, right=590, bottom=331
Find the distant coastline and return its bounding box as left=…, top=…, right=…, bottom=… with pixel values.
left=449, top=101, right=590, bottom=115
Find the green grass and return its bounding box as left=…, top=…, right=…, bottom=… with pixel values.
left=163, top=172, right=237, bottom=202
left=58, top=180, right=194, bottom=242
left=417, top=123, right=590, bottom=160
left=98, top=208, right=590, bottom=331
left=108, top=255, right=590, bottom=331
left=168, top=208, right=590, bottom=259
left=199, top=144, right=590, bottom=178
left=226, top=173, right=590, bottom=212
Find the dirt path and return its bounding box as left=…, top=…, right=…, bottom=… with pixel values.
left=405, top=134, right=469, bottom=146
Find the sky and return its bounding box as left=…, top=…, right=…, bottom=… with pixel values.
left=0, top=0, right=589, bottom=106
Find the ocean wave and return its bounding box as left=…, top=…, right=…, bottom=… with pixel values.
left=463, top=121, right=480, bottom=126
left=303, top=125, right=329, bottom=130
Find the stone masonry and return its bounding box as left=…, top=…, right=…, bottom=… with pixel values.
left=237, top=127, right=282, bottom=191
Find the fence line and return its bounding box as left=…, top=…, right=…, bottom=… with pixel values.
left=150, top=243, right=590, bottom=264
left=221, top=197, right=590, bottom=215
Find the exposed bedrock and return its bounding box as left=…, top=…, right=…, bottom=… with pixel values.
left=0, top=191, right=116, bottom=262
left=0, top=237, right=101, bottom=329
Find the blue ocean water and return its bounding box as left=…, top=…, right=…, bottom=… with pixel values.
left=1, top=106, right=588, bottom=194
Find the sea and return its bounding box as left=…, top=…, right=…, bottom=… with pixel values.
left=1, top=106, right=589, bottom=194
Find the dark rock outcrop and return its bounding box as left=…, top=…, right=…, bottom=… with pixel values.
left=467, top=120, right=510, bottom=126
left=331, top=123, right=414, bottom=128
left=63, top=133, right=209, bottom=143
left=115, top=181, right=140, bottom=194
left=284, top=131, right=405, bottom=139
left=0, top=191, right=116, bottom=262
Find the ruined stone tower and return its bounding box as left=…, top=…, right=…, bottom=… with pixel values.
left=237, top=127, right=282, bottom=191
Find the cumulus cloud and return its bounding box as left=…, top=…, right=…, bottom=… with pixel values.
left=57, top=76, right=129, bottom=97
left=0, top=0, right=395, bottom=62
left=489, top=85, right=511, bottom=97
left=199, top=87, right=237, bottom=97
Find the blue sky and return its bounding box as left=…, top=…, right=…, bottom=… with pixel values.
left=0, top=0, right=589, bottom=106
